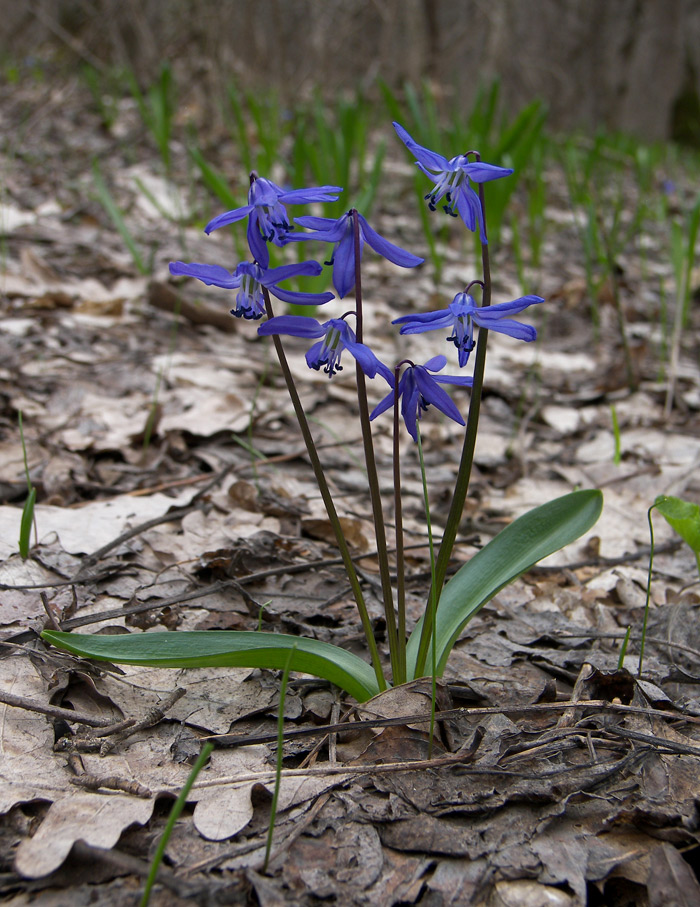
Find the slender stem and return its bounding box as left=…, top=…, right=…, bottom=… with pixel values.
left=416, top=424, right=437, bottom=758
left=262, top=287, right=386, bottom=692
left=639, top=505, right=656, bottom=676
left=264, top=643, right=295, bottom=872
left=393, top=365, right=407, bottom=683
left=140, top=741, right=214, bottom=906
left=414, top=184, right=492, bottom=678
left=351, top=209, right=400, bottom=681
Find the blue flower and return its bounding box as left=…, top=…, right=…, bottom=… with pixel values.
left=285, top=210, right=423, bottom=298
left=393, top=122, right=513, bottom=242
left=393, top=292, right=545, bottom=367
left=203, top=177, right=342, bottom=267
left=370, top=355, right=473, bottom=442
left=258, top=315, right=394, bottom=382
left=169, top=260, right=334, bottom=320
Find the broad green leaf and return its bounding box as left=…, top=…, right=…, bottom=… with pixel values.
left=407, top=489, right=603, bottom=678
left=41, top=630, right=381, bottom=703
left=655, top=494, right=700, bottom=574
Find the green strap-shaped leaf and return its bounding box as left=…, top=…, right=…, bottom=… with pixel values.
left=41, top=630, right=381, bottom=703
left=407, top=489, right=603, bottom=678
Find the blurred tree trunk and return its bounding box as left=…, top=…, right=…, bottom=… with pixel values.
left=5, top=0, right=700, bottom=142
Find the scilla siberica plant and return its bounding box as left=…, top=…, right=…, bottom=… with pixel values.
left=43, top=122, right=603, bottom=702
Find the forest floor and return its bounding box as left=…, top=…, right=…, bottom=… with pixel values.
left=1, top=73, right=700, bottom=906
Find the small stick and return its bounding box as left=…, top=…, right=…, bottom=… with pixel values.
left=0, top=690, right=116, bottom=727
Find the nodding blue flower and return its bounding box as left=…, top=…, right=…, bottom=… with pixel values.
left=203, top=177, right=342, bottom=268
left=370, top=355, right=473, bottom=442
left=258, top=314, right=394, bottom=382
left=284, top=210, right=423, bottom=299
left=169, top=260, right=334, bottom=320
left=393, top=292, right=545, bottom=367
left=393, top=122, right=513, bottom=242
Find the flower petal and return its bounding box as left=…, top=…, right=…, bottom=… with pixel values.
left=393, top=122, right=451, bottom=173
left=268, top=286, right=335, bottom=306
left=472, top=318, right=537, bottom=342
left=247, top=215, right=269, bottom=267
left=257, top=315, right=325, bottom=338
left=332, top=233, right=358, bottom=299
left=279, top=186, right=343, bottom=204
left=393, top=309, right=454, bottom=333
left=358, top=214, right=423, bottom=268
left=169, top=261, right=240, bottom=289
left=424, top=355, right=448, bottom=372
left=370, top=386, right=397, bottom=421
left=463, top=162, right=514, bottom=183
left=473, top=295, right=545, bottom=318
left=414, top=369, right=466, bottom=425
left=344, top=340, right=394, bottom=383
left=261, top=261, right=323, bottom=285
left=455, top=185, right=482, bottom=235
left=204, top=205, right=253, bottom=234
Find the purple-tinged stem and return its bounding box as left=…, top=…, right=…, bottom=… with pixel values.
left=414, top=180, right=491, bottom=678
left=262, top=286, right=386, bottom=691
left=351, top=209, right=400, bottom=682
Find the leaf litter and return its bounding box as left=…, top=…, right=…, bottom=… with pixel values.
left=0, top=74, right=700, bottom=905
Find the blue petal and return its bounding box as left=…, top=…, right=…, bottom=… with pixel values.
left=434, top=374, right=475, bottom=387
left=279, top=186, right=343, bottom=204
left=258, top=315, right=325, bottom=338
left=333, top=233, right=358, bottom=299
left=305, top=339, right=326, bottom=369
left=204, top=205, right=252, bottom=234
left=294, top=215, right=339, bottom=231
left=474, top=295, right=545, bottom=317
left=472, top=318, right=537, bottom=342
left=463, top=162, right=514, bottom=184
left=370, top=382, right=400, bottom=420
left=268, top=287, right=335, bottom=306
left=169, top=261, right=240, bottom=289
left=393, top=309, right=454, bottom=334
left=393, top=122, right=451, bottom=173
left=415, top=369, right=466, bottom=425
left=261, top=261, right=323, bottom=285
left=357, top=214, right=424, bottom=268
left=344, top=340, right=393, bottom=383
left=247, top=216, right=269, bottom=267
left=424, top=355, right=448, bottom=372
left=455, top=185, right=481, bottom=235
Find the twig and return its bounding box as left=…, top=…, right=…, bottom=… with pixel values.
left=0, top=689, right=118, bottom=727
left=203, top=697, right=700, bottom=747
left=606, top=725, right=700, bottom=758
left=98, top=687, right=187, bottom=754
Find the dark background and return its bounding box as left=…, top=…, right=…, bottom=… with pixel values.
left=4, top=0, right=700, bottom=144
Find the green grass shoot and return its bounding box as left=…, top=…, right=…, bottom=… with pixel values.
left=610, top=404, right=622, bottom=465
left=92, top=159, right=149, bottom=275
left=140, top=740, right=214, bottom=906
left=264, top=643, right=296, bottom=873
left=617, top=625, right=632, bottom=670
left=18, top=410, right=36, bottom=559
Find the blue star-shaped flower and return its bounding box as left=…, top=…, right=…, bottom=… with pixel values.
left=393, top=122, right=513, bottom=242
left=258, top=315, right=393, bottom=382
left=203, top=177, right=342, bottom=267
left=285, top=210, right=423, bottom=299
left=370, top=355, right=473, bottom=442
left=169, top=260, right=334, bottom=320
left=393, top=292, right=544, bottom=367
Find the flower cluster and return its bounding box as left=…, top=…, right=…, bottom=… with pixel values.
left=169, top=124, right=543, bottom=440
